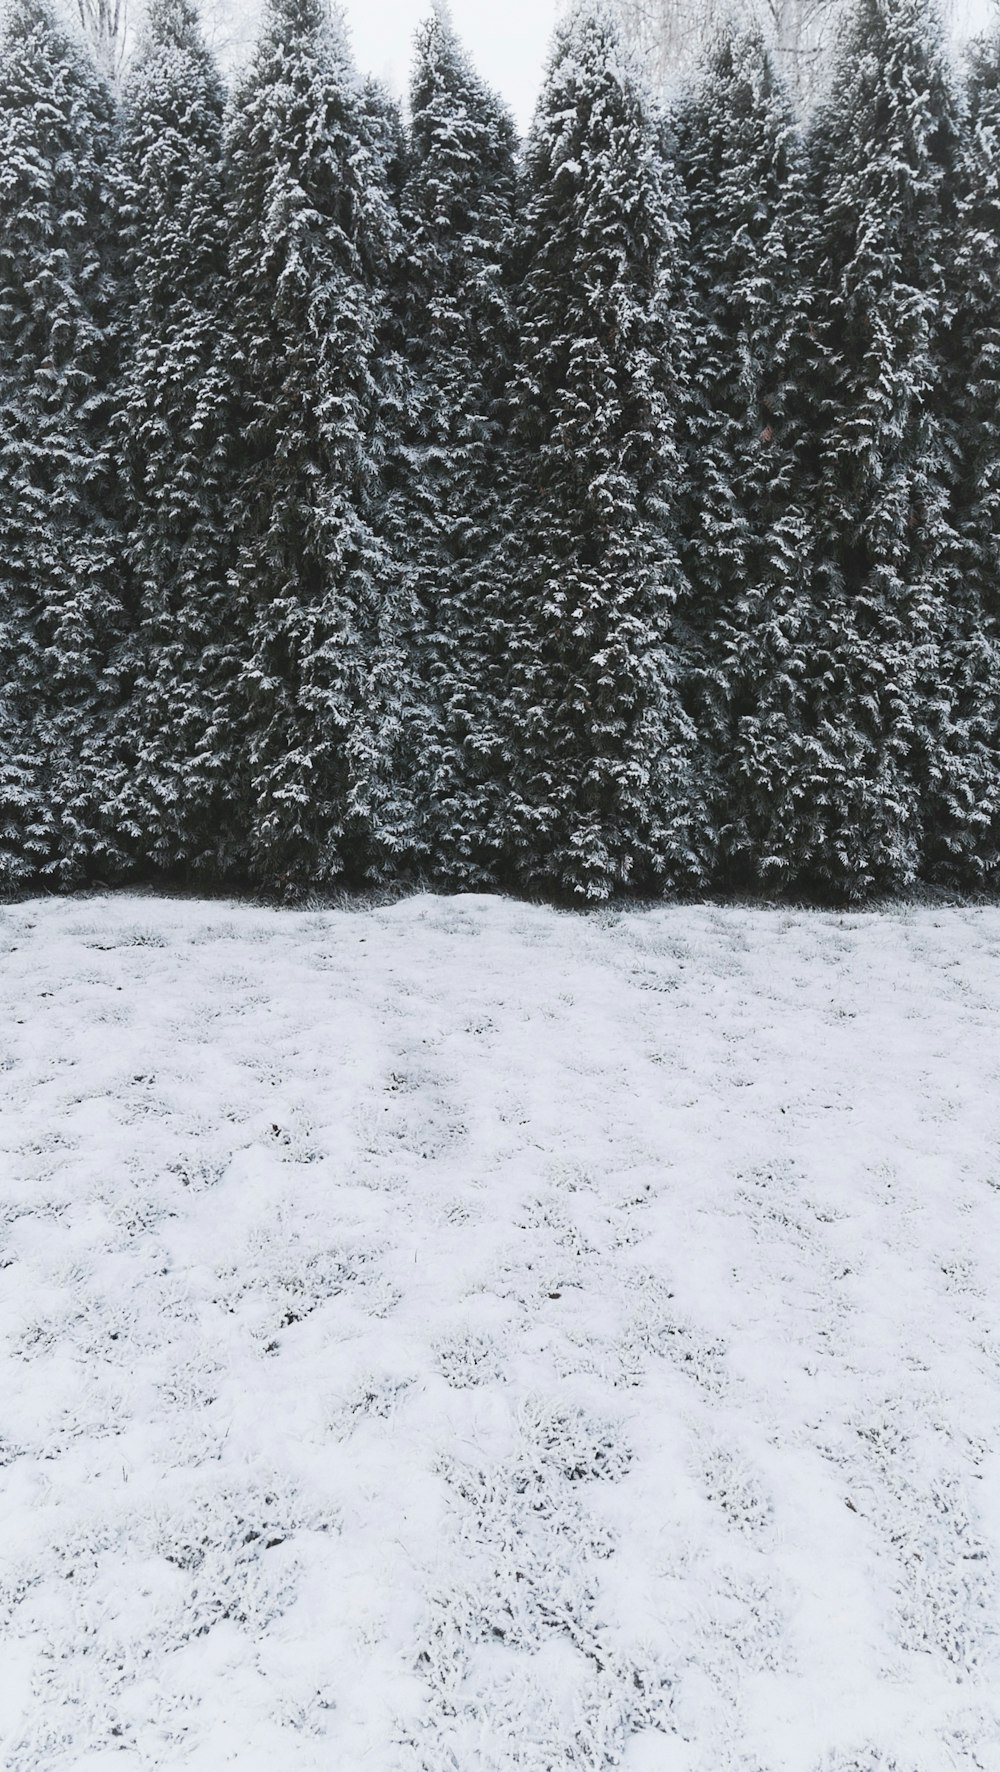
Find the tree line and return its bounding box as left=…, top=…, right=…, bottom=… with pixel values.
left=1, top=0, right=998, bottom=904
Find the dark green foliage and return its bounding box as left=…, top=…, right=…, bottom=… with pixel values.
left=675, top=26, right=819, bottom=894
left=0, top=0, right=128, bottom=888
left=223, top=0, right=401, bottom=890
left=922, top=29, right=1000, bottom=884
left=113, top=0, right=238, bottom=878
left=500, top=3, right=696, bottom=902
left=392, top=5, right=519, bottom=887
left=806, top=0, right=961, bottom=899
left=0, top=0, right=997, bottom=905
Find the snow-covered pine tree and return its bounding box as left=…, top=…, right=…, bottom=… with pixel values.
left=674, top=25, right=819, bottom=892
left=500, top=1, right=696, bottom=902
left=392, top=3, right=519, bottom=888
left=113, top=0, right=239, bottom=879
left=921, top=30, right=1000, bottom=885
left=223, top=0, right=402, bottom=889
left=806, top=0, right=960, bottom=898
left=354, top=72, right=417, bottom=873
left=0, top=0, right=128, bottom=890
left=360, top=72, right=408, bottom=205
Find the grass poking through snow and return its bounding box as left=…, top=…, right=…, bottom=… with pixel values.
left=2, top=893, right=1000, bottom=1770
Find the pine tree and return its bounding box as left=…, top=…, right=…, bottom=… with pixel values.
left=0, top=0, right=127, bottom=889
left=113, top=0, right=239, bottom=879
left=224, top=0, right=402, bottom=890
left=674, top=26, right=819, bottom=892
left=360, top=72, right=408, bottom=205
left=500, top=2, right=696, bottom=902
left=392, top=4, right=519, bottom=888
left=922, top=30, right=1000, bottom=885
left=806, top=0, right=960, bottom=898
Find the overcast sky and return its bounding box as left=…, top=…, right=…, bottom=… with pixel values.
left=341, top=0, right=563, bottom=129
left=337, top=0, right=998, bottom=126
left=202, top=0, right=997, bottom=129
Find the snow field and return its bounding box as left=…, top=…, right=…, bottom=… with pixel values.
left=2, top=893, right=1000, bottom=1771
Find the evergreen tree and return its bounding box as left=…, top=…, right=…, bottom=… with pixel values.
left=360, top=72, right=408, bottom=205
left=224, top=0, right=402, bottom=890
left=806, top=0, right=960, bottom=898
left=0, top=0, right=127, bottom=888
left=922, top=30, right=1000, bottom=885
left=393, top=3, right=519, bottom=887
left=113, top=0, right=238, bottom=878
left=674, top=26, right=819, bottom=892
left=500, top=2, right=696, bottom=902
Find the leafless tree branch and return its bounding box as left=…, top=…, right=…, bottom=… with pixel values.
left=76, top=0, right=129, bottom=82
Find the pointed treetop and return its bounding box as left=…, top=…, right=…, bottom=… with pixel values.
left=258, top=0, right=350, bottom=55
left=139, top=0, right=204, bottom=55
left=811, top=0, right=959, bottom=200
left=546, top=0, right=632, bottom=72
left=429, top=0, right=455, bottom=31
left=0, top=0, right=114, bottom=98
left=524, top=0, right=660, bottom=179
left=412, top=0, right=470, bottom=91
left=700, top=13, right=770, bottom=82
left=529, top=0, right=653, bottom=143
left=412, top=0, right=460, bottom=81
left=824, top=0, right=948, bottom=79
left=409, top=2, right=515, bottom=153
left=685, top=11, right=794, bottom=123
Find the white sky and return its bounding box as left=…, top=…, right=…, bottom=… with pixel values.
left=202, top=0, right=997, bottom=129
left=341, top=0, right=563, bottom=129
left=338, top=0, right=1000, bottom=128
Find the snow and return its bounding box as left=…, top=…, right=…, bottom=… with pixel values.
left=2, top=890, right=1000, bottom=1771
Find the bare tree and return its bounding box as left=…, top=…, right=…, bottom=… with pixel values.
left=198, top=0, right=261, bottom=75
left=604, top=0, right=841, bottom=101
left=759, top=0, right=844, bottom=100
left=75, top=0, right=128, bottom=81
left=71, top=0, right=263, bottom=87
left=605, top=0, right=722, bottom=90
left=606, top=0, right=968, bottom=105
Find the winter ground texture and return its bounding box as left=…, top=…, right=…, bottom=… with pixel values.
left=2, top=895, right=1000, bottom=1772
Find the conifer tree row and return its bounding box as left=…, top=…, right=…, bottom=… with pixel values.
left=1, top=0, right=999, bottom=905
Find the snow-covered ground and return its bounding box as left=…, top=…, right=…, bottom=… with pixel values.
left=2, top=893, right=1000, bottom=1772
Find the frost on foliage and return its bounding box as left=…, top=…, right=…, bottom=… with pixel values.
left=499, top=4, right=697, bottom=903
left=2, top=1472, right=323, bottom=1772
left=805, top=0, right=962, bottom=899
left=223, top=0, right=404, bottom=890
left=390, top=8, right=519, bottom=889
left=0, top=0, right=128, bottom=889
left=674, top=25, right=820, bottom=896
left=405, top=1398, right=671, bottom=1770
left=112, top=0, right=241, bottom=880
left=847, top=1396, right=995, bottom=1675
left=0, top=0, right=999, bottom=903
left=923, top=23, right=1000, bottom=886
